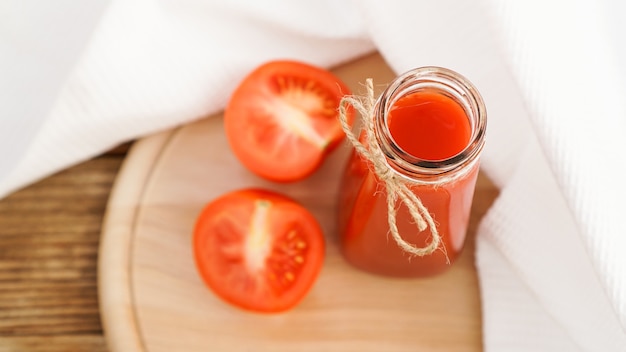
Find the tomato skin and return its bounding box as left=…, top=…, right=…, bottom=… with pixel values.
left=193, top=188, right=325, bottom=313
left=224, top=60, right=353, bottom=183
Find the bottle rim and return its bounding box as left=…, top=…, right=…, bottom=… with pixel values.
left=374, top=66, right=487, bottom=182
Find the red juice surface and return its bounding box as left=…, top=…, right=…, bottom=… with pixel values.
left=388, top=91, right=471, bottom=160
left=338, top=90, right=478, bottom=277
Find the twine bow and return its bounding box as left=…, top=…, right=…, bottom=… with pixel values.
left=338, top=79, right=442, bottom=257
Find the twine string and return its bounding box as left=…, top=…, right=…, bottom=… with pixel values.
left=338, top=79, right=442, bottom=257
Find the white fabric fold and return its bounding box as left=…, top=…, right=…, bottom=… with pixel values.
left=0, top=0, right=108, bottom=186
left=477, top=136, right=626, bottom=351
left=1, top=0, right=625, bottom=350
left=0, top=0, right=374, bottom=196
left=487, top=1, right=626, bottom=331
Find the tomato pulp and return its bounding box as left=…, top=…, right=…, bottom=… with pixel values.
left=224, top=60, right=353, bottom=183
left=194, top=189, right=325, bottom=312
left=338, top=90, right=479, bottom=277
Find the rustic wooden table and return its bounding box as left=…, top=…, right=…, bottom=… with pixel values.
left=0, top=143, right=131, bottom=352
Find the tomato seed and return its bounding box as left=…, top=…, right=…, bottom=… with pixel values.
left=285, top=272, right=295, bottom=281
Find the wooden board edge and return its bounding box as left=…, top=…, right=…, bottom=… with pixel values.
left=98, top=129, right=178, bottom=352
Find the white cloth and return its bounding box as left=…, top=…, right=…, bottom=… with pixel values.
left=2, top=0, right=625, bottom=350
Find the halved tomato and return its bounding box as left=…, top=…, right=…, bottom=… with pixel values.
left=224, top=60, right=353, bottom=182
left=193, top=188, right=325, bottom=313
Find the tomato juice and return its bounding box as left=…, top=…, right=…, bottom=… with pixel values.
left=338, top=88, right=481, bottom=277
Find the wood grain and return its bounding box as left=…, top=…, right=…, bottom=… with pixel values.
left=0, top=146, right=130, bottom=351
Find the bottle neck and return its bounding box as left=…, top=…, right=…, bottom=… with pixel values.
left=374, top=66, right=487, bottom=184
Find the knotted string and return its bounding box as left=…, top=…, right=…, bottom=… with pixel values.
left=338, top=79, right=443, bottom=257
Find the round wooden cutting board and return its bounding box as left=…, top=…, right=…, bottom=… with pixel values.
left=99, top=53, right=494, bottom=352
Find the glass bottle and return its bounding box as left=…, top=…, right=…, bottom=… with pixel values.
left=338, top=66, right=487, bottom=277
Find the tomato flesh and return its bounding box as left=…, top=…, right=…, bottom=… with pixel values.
left=224, top=60, right=353, bottom=182
left=193, top=189, right=325, bottom=312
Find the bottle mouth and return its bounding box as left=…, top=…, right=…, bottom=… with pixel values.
left=375, top=66, right=487, bottom=181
